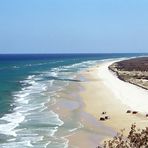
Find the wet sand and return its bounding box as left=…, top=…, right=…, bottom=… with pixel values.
left=51, top=77, right=114, bottom=148
left=50, top=60, right=148, bottom=147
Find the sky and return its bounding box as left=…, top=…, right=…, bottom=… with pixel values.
left=0, top=0, right=148, bottom=53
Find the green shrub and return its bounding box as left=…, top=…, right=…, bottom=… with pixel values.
left=102, top=124, right=148, bottom=148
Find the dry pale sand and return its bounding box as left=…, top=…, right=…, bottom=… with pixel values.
left=79, top=62, right=148, bottom=138
left=51, top=61, right=148, bottom=147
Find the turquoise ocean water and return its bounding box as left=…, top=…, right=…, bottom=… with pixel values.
left=0, top=53, right=147, bottom=147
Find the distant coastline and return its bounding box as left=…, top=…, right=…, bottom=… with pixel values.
left=108, top=57, right=148, bottom=90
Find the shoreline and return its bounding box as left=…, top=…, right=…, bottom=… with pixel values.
left=51, top=76, right=114, bottom=148
left=78, top=60, right=148, bottom=144
left=49, top=58, right=148, bottom=147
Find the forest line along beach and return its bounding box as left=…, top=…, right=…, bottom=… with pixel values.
left=77, top=57, right=148, bottom=146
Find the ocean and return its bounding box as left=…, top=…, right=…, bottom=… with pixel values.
left=0, top=53, right=146, bottom=147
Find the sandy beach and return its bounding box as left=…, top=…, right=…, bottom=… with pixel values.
left=52, top=78, right=114, bottom=148
left=78, top=60, right=148, bottom=146
left=50, top=59, right=148, bottom=147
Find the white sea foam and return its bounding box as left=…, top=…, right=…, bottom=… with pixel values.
left=0, top=71, right=65, bottom=147
left=0, top=112, right=25, bottom=137
left=0, top=140, right=33, bottom=148
left=98, top=60, right=148, bottom=113
left=62, top=60, right=98, bottom=71
left=12, top=66, right=20, bottom=69
left=69, top=122, right=84, bottom=132
left=27, top=75, right=36, bottom=80
left=44, top=141, right=51, bottom=148
left=42, top=70, right=58, bottom=77
left=0, top=59, right=100, bottom=147
left=48, top=110, right=64, bottom=126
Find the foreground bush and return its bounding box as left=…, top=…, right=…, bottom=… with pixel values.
left=103, top=124, right=148, bottom=148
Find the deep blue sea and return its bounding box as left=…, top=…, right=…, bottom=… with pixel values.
left=0, top=53, right=147, bottom=147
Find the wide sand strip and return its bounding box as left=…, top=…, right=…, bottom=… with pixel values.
left=80, top=60, right=148, bottom=136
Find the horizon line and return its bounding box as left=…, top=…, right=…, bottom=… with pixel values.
left=0, top=52, right=147, bottom=55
